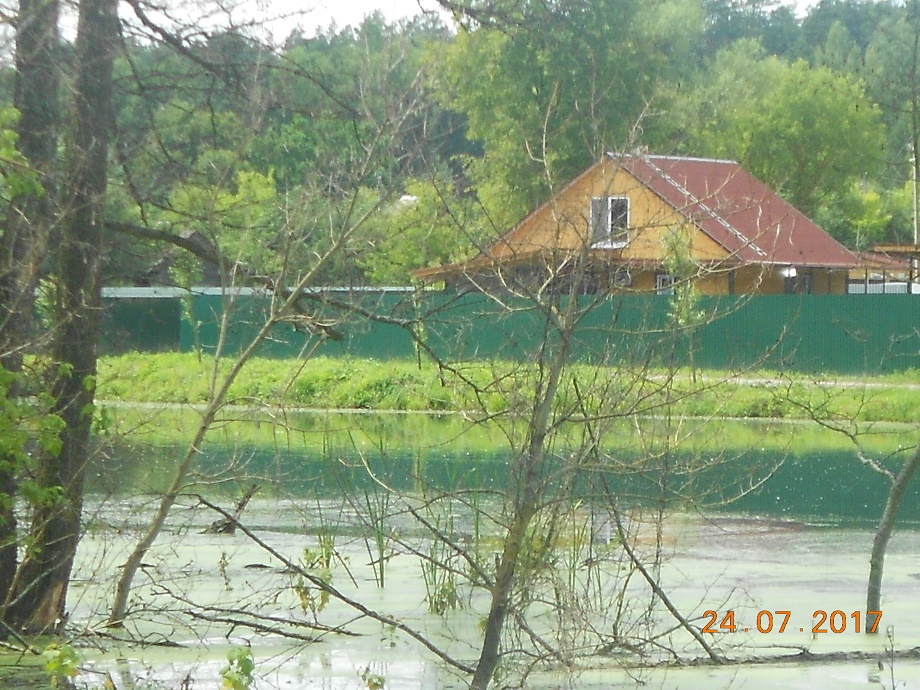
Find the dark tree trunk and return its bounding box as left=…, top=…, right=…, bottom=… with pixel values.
left=6, top=0, right=116, bottom=634
left=866, top=445, right=920, bottom=633
left=0, top=0, right=60, bottom=611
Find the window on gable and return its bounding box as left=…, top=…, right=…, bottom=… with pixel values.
left=591, top=196, right=630, bottom=248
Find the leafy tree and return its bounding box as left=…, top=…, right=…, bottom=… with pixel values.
left=2, top=0, right=118, bottom=634
left=814, top=19, right=863, bottom=73
left=669, top=39, right=780, bottom=146
left=163, top=170, right=279, bottom=274
left=677, top=46, right=883, bottom=216
left=702, top=0, right=801, bottom=57
left=760, top=4, right=802, bottom=56
left=0, top=364, right=65, bottom=567
left=746, top=62, right=882, bottom=213
left=879, top=181, right=918, bottom=244
left=254, top=15, right=452, bottom=194
left=864, top=3, right=920, bottom=201
left=356, top=175, right=486, bottom=285
left=437, top=0, right=703, bottom=226
left=800, top=0, right=898, bottom=63
left=813, top=183, right=892, bottom=249
left=0, top=0, right=60, bottom=607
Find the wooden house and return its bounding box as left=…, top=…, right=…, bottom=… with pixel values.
left=413, top=154, right=862, bottom=295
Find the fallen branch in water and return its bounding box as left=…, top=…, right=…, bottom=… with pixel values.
left=201, top=484, right=261, bottom=535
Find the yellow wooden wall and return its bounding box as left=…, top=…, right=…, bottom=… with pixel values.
left=494, top=159, right=728, bottom=264
left=598, top=265, right=848, bottom=295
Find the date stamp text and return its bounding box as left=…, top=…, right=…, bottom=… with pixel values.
left=700, top=610, right=883, bottom=634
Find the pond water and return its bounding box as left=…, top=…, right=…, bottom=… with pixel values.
left=68, top=512, right=920, bottom=689
left=88, top=410, right=920, bottom=526
left=35, top=412, right=920, bottom=688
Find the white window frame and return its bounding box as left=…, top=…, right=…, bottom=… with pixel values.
left=591, top=196, right=630, bottom=249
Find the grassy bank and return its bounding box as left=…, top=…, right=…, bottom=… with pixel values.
left=96, top=352, right=920, bottom=425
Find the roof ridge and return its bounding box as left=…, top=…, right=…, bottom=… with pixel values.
left=607, top=151, right=738, bottom=166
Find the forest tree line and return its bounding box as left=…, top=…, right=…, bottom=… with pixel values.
left=1, top=0, right=915, bottom=290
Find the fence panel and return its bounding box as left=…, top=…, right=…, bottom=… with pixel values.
left=101, top=291, right=920, bottom=374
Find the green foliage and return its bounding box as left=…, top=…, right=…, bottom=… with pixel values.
left=362, top=487, right=394, bottom=587
left=879, top=181, right=918, bottom=245
left=800, top=0, right=898, bottom=58
left=813, top=183, right=893, bottom=248
left=96, top=352, right=920, bottom=426
left=864, top=9, right=920, bottom=192
left=164, top=169, right=279, bottom=273
left=360, top=666, right=386, bottom=690
left=437, top=0, right=700, bottom=223
left=357, top=175, right=486, bottom=285
left=94, top=2, right=920, bottom=286
left=814, top=20, right=863, bottom=74
left=702, top=0, right=802, bottom=58
left=421, top=512, right=463, bottom=615
left=249, top=112, right=383, bottom=196
left=295, top=533, right=338, bottom=614
left=107, top=16, right=452, bottom=287
left=741, top=60, right=883, bottom=213
left=677, top=47, right=883, bottom=215
left=42, top=643, right=80, bottom=689
left=0, top=107, right=41, bottom=200
left=0, top=365, right=65, bottom=520
left=119, top=96, right=250, bottom=208
left=661, top=226, right=705, bottom=328
left=97, top=2, right=920, bottom=285
left=220, top=647, right=255, bottom=690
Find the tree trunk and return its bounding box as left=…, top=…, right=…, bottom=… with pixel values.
left=469, top=505, right=535, bottom=690
left=6, top=0, right=116, bottom=634
left=866, top=444, right=920, bottom=633
left=0, top=0, right=60, bottom=613
left=108, top=407, right=218, bottom=625
left=469, top=314, right=569, bottom=690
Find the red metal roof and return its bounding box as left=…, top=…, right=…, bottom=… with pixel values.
left=621, top=154, right=860, bottom=268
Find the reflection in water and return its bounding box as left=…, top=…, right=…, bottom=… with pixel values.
left=90, top=428, right=920, bottom=528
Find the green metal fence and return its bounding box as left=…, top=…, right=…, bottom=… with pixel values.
left=100, top=290, right=920, bottom=374
left=99, top=296, right=182, bottom=354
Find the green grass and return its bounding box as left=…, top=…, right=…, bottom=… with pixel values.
left=96, top=352, right=920, bottom=426
left=94, top=352, right=914, bottom=460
